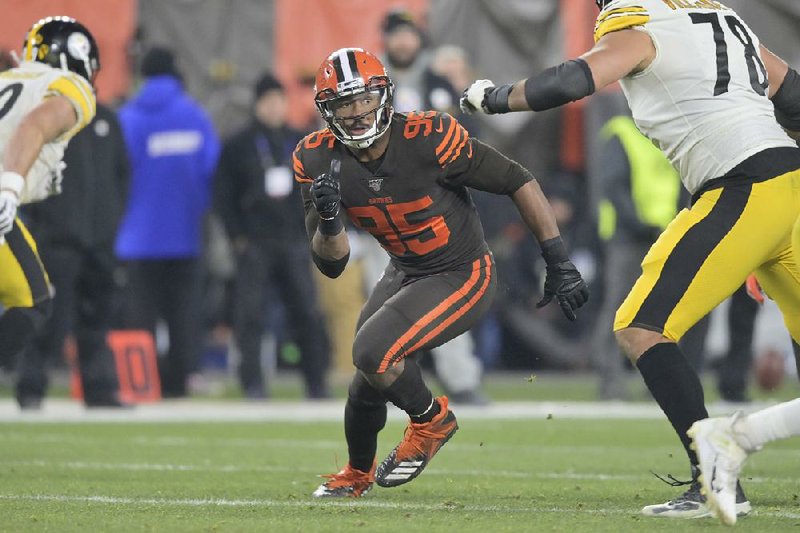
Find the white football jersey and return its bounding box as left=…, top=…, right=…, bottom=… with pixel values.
left=0, top=61, right=96, bottom=204
left=595, top=0, right=796, bottom=194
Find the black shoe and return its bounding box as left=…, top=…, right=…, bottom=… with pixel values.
left=17, top=395, right=42, bottom=411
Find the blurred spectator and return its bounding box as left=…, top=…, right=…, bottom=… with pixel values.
left=591, top=114, right=681, bottom=399
left=381, top=9, right=459, bottom=114
left=214, top=72, right=330, bottom=399
left=115, top=47, right=220, bottom=398
left=430, top=44, right=481, bottom=134
left=16, top=103, right=130, bottom=409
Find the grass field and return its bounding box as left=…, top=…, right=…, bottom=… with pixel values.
left=0, top=372, right=798, bottom=532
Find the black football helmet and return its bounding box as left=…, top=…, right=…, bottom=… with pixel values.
left=22, top=16, right=100, bottom=84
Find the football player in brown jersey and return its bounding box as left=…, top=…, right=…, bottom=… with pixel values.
left=294, top=48, right=588, bottom=498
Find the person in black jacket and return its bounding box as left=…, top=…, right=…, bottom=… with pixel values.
left=215, top=73, right=330, bottom=399
left=16, top=102, right=130, bottom=409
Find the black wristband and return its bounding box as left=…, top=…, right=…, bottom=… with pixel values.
left=318, top=216, right=344, bottom=236
left=540, top=236, right=569, bottom=266
left=485, top=84, right=513, bottom=114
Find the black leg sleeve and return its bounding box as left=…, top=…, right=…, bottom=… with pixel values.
left=345, top=372, right=387, bottom=472
left=381, top=359, right=437, bottom=422
left=636, top=342, right=708, bottom=467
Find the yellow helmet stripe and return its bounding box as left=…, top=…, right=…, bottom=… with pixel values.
left=24, top=21, right=46, bottom=62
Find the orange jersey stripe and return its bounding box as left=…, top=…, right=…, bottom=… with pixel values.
left=403, top=254, right=492, bottom=356
left=376, top=256, right=486, bottom=373
left=438, top=123, right=466, bottom=166
left=445, top=126, right=471, bottom=165
left=434, top=115, right=458, bottom=157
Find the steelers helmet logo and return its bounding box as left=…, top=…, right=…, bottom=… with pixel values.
left=67, top=32, right=91, bottom=60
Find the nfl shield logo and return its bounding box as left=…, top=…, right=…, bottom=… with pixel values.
left=368, top=179, right=383, bottom=192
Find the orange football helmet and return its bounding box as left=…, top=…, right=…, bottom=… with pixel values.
left=314, top=48, right=394, bottom=149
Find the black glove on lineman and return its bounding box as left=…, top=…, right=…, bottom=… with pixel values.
left=311, top=158, right=341, bottom=220
left=536, top=237, right=589, bottom=321
left=311, top=159, right=344, bottom=236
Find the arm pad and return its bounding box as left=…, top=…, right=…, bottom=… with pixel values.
left=524, top=59, right=596, bottom=112
left=773, top=67, right=800, bottom=131
left=312, top=250, right=349, bottom=278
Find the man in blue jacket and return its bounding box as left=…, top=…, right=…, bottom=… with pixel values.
left=116, top=47, right=220, bottom=398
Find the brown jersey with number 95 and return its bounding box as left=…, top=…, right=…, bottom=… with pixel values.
left=294, top=111, right=497, bottom=276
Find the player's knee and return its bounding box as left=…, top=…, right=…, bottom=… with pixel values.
left=351, top=333, right=383, bottom=373
left=615, top=327, right=666, bottom=363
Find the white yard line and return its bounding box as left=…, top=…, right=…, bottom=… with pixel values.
left=0, top=459, right=794, bottom=485
left=0, top=493, right=798, bottom=520
left=0, top=399, right=779, bottom=423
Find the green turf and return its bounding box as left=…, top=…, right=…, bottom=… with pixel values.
left=0, top=415, right=798, bottom=532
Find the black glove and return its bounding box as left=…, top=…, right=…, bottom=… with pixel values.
left=536, top=260, right=590, bottom=321
left=311, top=158, right=341, bottom=220
left=536, top=237, right=589, bottom=321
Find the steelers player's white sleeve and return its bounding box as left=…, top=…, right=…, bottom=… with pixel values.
left=45, top=71, right=96, bottom=141
left=593, top=1, right=651, bottom=42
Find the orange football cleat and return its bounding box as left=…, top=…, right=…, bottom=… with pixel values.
left=375, top=396, right=459, bottom=488
left=313, top=462, right=376, bottom=498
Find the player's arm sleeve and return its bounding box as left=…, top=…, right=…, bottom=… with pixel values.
left=442, top=136, right=533, bottom=195
left=46, top=73, right=96, bottom=141
left=772, top=67, right=800, bottom=132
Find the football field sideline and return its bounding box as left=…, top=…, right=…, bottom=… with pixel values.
left=0, top=398, right=777, bottom=422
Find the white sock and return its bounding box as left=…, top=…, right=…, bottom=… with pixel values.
left=732, top=398, right=800, bottom=451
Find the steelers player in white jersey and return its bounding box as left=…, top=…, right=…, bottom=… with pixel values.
left=0, top=17, right=98, bottom=370
left=461, top=0, right=800, bottom=521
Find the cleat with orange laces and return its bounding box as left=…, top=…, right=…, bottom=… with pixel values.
left=312, top=462, right=376, bottom=498
left=375, top=396, right=458, bottom=488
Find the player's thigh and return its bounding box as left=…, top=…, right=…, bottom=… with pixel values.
left=0, top=220, right=50, bottom=309
left=615, top=182, right=796, bottom=341
left=758, top=243, right=800, bottom=344
left=355, top=262, right=405, bottom=331
left=354, top=254, right=496, bottom=373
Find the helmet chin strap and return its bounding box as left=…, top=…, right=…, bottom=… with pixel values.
left=334, top=104, right=392, bottom=149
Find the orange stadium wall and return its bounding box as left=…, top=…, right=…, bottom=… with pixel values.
left=274, top=0, right=429, bottom=130
left=0, top=0, right=137, bottom=103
